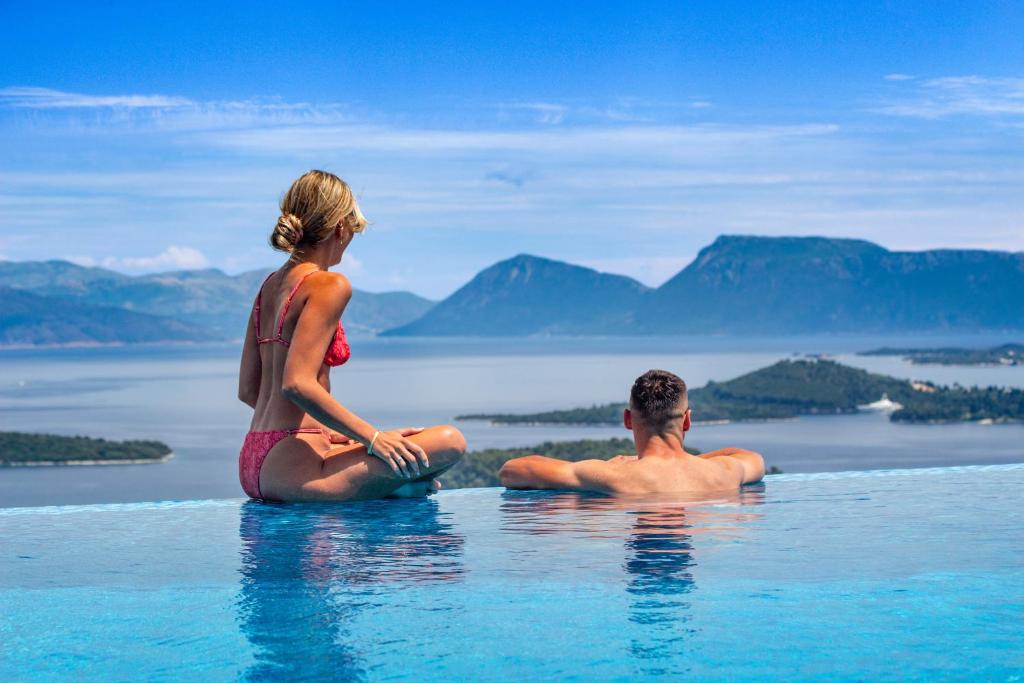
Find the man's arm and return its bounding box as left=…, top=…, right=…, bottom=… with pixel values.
left=499, top=456, right=621, bottom=493
left=697, top=447, right=766, bottom=484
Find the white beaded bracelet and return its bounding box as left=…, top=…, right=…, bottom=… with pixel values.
left=368, top=430, right=381, bottom=455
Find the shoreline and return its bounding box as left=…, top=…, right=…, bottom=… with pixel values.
left=0, top=453, right=175, bottom=467
left=457, top=417, right=802, bottom=427
left=0, top=341, right=228, bottom=351
left=460, top=413, right=1021, bottom=428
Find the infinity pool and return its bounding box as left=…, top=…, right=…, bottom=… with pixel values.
left=3, top=465, right=1023, bottom=681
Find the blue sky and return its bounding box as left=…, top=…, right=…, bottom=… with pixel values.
left=1, top=1, right=1022, bottom=298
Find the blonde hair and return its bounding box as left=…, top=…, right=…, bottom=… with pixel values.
left=270, top=170, right=368, bottom=253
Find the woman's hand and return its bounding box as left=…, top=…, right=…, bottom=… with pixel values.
left=369, top=427, right=428, bottom=478
left=328, top=431, right=355, bottom=445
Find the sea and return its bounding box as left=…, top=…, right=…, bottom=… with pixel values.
left=2, top=334, right=1023, bottom=508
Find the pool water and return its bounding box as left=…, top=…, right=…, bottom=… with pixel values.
left=3, top=465, right=1023, bottom=681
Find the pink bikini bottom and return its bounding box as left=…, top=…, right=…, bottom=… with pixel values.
left=239, top=428, right=328, bottom=500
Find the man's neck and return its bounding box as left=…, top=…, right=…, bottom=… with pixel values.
left=635, top=433, right=689, bottom=459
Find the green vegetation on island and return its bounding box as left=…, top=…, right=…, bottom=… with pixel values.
left=457, top=359, right=1024, bottom=426
left=888, top=386, right=1024, bottom=423
left=0, top=432, right=173, bottom=466
left=443, top=438, right=700, bottom=489
left=861, top=343, right=1024, bottom=366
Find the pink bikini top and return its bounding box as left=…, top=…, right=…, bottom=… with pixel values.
left=253, top=271, right=351, bottom=367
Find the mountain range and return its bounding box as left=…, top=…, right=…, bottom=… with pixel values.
left=2, top=235, right=1022, bottom=345
left=386, top=235, right=1024, bottom=336
left=0, top=261, right=435, bottom=346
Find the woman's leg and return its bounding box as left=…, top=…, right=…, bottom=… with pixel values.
left=260, top=425, right=466, bottom=502
left=388, top=449, right=462, bottom=497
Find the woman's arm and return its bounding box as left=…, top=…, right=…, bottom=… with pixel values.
left=280, top=273, right=428, bottom=478
left=237, top=304, right=261, bottom=408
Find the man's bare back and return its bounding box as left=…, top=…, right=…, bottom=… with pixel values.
left=500, top=446, right=764, bottom=495
left=499, top=370, right=765, bottom=496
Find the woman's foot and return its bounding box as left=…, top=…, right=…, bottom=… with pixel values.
left=388, top=479, right=442, bottom=498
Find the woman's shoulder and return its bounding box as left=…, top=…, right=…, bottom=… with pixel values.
left=306, top=270, right=353, bottom=305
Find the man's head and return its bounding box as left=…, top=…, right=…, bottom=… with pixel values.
left=625, top=369, right=691, bottom=442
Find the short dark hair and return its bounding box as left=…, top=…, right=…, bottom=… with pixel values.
left=629, top=369, right=688, bottom=429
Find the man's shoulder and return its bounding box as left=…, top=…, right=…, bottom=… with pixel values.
left=642, top=451, right=744, bottom=484
left=695, top=451, right=755, bottom=486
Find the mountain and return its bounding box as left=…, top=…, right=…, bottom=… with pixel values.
left=0, top=261, right=435, bottom=346
left=382, top=254, right=650, bottom=336
left=0, top=286, right=210, bottom=345
left=644, top=236, right=1024, bottom=333
left=384, top=236, right=1024, bottom=336
left=7, top=235, right=1021, bottom=345
left=343, top=290, right=438, bottom=337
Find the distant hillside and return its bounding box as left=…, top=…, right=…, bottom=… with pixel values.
left=861, top=343, right=1024, bottom=366
left=9, top=235, right=1022, bottom=345
left=458, top=359, right=1024, bottom=425
left=0, top=286, right=209, bottom=345
left=344, top=290, right=438, bottom=336
left=643, top=236, right=1024, bottom=334
left=383, top=254, right=650, bottom=336
left=0, top=260, right=435, bottom=346
left=385, top=236, right=1024, bottom=336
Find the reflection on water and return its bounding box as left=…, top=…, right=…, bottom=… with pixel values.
left=625, top=505, right=698, bottom=673
left=624, top=487, right=765, bottom=675
left=237, top=499, right=465, bottom=681
left=499, top=487, right=765, bottom=675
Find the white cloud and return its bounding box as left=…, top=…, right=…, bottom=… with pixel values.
left=71, top=246, right=210, bottom=273
left=342, top=252, right=364, bottom=274
left=195, top=122, right=840, bottom=157
left=4, top=85, right=1024, bottom=295
left=878, top=75, right=1024, bottom=118
left=501, top=102, right=568, bottom=125
left=690, top=100, right=713, bottom=109
left=0, top=87, right=352, bottom=132
left=883, top=73, right=915, bottom=81
left=0, top=86, right=193, bottom=109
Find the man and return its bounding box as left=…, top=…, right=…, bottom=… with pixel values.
left=499, top=369, right=765, bottom=495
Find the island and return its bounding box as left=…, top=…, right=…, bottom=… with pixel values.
left=860, top=343, right=1024, bottom=366
left=457, top=359, right=1024, bottom=426
left=0, top=432, right=173, bottom=466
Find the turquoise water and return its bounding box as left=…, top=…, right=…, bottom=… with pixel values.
left=3, top=464, right=1022, bottom=680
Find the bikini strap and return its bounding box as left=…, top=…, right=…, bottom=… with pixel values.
left=253, top=273, right=275, bottom=339
left=276, top=270, right=319, bottom=336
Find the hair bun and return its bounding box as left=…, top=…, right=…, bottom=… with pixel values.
left=270, top=213, right=305, bottom=252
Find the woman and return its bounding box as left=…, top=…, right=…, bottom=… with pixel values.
left=237, top=170, right=466, bottom=501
